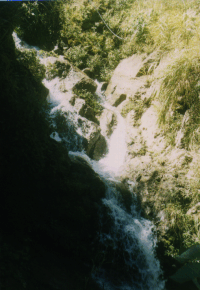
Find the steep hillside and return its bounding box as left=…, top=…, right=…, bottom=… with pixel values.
left=2, top=0, right=200, bottom=289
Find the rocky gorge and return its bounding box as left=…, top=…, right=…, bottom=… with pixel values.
left=2, top=1, right=200, bottom=290
left=42, top=47, right=200, bottom=289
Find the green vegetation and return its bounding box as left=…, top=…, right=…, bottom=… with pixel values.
left=157, top=52, right=200, bottom=149
left=46, top=60, right=71, bottom=80
left=16, top=49, right=45, bottom=82
left=3, top=0, right=200, bottom=287
left=61, top=0, right=133, bottom=81
left=74, top=88, right=104, bottom=116
left=16, top=1, right=65, bottom=50
left=58, top=0, right=200, bottom=82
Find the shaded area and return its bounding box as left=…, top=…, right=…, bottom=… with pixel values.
left=0, top=4, right=105, bottom=289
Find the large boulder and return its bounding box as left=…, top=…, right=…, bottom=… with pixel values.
left=74, top=98, right=86, bottom=112
left=89, top=134, right=108, bottom=161
left=105, top=54, right=145, bottom=106
left=72, top=117, right=107, bottom=160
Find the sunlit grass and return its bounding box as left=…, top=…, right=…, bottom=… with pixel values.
left=63, top=0, right=200, bottom=148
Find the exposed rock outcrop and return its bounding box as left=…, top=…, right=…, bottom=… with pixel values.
left=42, top=56, right=107, bottom=160
left=104, top=51, right=200, bottom=290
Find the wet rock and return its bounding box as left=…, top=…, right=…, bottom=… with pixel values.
left=79, top=103, right=99, bottom=124
left=99, top=109, right=117, bottom=137
left=89, top=134, right=108, bottom=161
left=81, top=124, right=107, bottom=160
left=116, top=182, right=133, bottom=212
left=69, top=94, right=76, bottom=106
left=42, top=55, right=97, bottom=96
left=78, top=119, right=101, bottom=153
left=74, top=98, right=86, bottom=113
left=74, top=116, right=107, bottom=160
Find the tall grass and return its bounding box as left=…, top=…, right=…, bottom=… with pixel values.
left=62, top=0, right=200, bottom=81
left=157, top=50, right=200, bottom=148
left=61, top=0, right=200, bottom=149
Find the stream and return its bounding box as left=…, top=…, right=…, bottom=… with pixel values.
left=13, top=32, right=165, bottom=290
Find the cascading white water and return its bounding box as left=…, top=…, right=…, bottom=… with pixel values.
left=13, top=32, right=165, bottom=290
left=70, top=88, right=165, bottom=289
left=99, top=106, right=126, bottom=176
left=94, top=81, right=127, bottom=178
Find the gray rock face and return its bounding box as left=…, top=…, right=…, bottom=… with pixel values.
left=42, top=55, right=97, bottom=96
left=104, top=51, right=200, bottom=281
left=74, top=98, right=86, bottom=113
left=42, top=56, right=104, bottom=159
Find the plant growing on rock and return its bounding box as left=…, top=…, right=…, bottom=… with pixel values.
left=16, top=1, right=65, bottom=50
left=16, top=49, right=45, bottom=82
left=74, top=88, right=103, bottom=116
left=157, top=52, right=200, bottom=149
left=46, top=60, right=71, bottom=80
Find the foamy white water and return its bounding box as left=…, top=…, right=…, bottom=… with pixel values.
left=99, top=109, right=126, bottom=176
left=13, top=32, right=165, bottom=290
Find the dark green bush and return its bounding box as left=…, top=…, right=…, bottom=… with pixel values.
left=46, top=60, right=71, bottom=80
left=74, top=88, right=103, bottom=116
left=16, top=49, right=45, bottom=82
left=17, top=1, right=65, bottom=50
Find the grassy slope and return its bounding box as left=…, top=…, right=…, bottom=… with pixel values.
left=62, top=0, right=200, bottom=258
left=62, top=0, right=200, bottom=149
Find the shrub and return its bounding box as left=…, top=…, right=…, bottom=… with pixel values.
left=17, top=1, right=65, bottom=50
left=46, top=60, right=71, bottom=80
left=16, top=49, right=45, bottom=82
left=74, top=88, right=103, bottom=116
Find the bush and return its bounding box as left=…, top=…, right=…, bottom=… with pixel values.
left=17, top=1, right=65, bottom=50
left=74, top=88, right=103, bottom=116
left=16, top=49, right=45, bottom=82
left=46, top=60, right=71, bottom=80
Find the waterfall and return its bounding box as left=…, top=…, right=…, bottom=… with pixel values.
left=98, top=107, right=126, bottom=177
left=13, top=32, right=165, bottom=290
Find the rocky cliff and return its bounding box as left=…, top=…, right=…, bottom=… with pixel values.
left=102, top=51, right=200, bottom=288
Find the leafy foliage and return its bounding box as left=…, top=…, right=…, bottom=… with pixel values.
left=74, top=88, right=103, bottom=116
left=46, top=60, right=71, bottom=80
left=16, top=49, right=45, bottom=82
left=16, top=1, right=65, bottom=50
